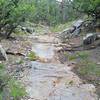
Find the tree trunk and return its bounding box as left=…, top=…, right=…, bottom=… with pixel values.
left=6, top=25, right=17, bottom=39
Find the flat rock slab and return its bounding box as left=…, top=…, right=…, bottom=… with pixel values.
left=21, top=61, right=98, bottom=100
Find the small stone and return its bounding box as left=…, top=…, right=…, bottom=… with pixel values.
left=83, top=33, right=98, bottom=45
left=10, top=97, right=14, bottom=100
left=97, top=62, right=100, bottom=65
left=0, top=45, right=8, bottom=61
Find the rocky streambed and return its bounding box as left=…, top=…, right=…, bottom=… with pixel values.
left=21, top=35, right=99, bottom=100
left=0, top=34, right=99, bottom=100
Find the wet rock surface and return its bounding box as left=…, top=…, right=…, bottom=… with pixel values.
left=21, top=61, right=98, bottom=100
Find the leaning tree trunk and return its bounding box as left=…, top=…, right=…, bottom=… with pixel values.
left=6, top=25, right=17, bottom=39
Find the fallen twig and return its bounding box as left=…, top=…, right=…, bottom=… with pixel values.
left=6, top=51, right=25, bottom=56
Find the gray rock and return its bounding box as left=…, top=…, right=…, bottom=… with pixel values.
left=73, top=19, right=83, bottom=28
left=70, top=19, right=83, bottom=36
left=21, top=26, right=26, bottom=31
left=2, top=86, right=11, bottom=100
left=26, top=27, right=34, bottom=34
left=58, top=28, right=71, bottom=43
left=72, top=28, right=81, bottom=37
left=83, top=33, right=98, bottom=45
left=21, top=26, right=35, bottom=34
left=0, top=45, right=8, bottom=61
left=57, top=20, right=83, bottom=43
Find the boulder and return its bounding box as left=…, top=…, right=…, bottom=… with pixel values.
left=21, top=26, right=35, bottom=34
left=21, top=26, right=26, bottom=31
left=72, top=28, right=81, bottom=37
left=73, top=19, right=83, bottom=28
left=58, top=28, right=73, bottom=43
left=83, top=33, right=98, bottom=45
left=57, top=20, right=84, bottom=43
left=0, top=45, right=8, bottom=61
left=26, top=27, right=34, bottom=34
left=71, top=19, right=83, bottom=36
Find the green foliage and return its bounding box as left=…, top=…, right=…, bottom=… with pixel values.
left=72, top=0, right=100, bottom=19
left=68, top=55, right=78, bottom=61
left=75, top=60, right=100, bottom=97
left=28, top=51, right=37, bottom=61
left=76, top=51, right=89, bottom=60
left=14, top=30, right=26, bottom=36
left=64, top=51, right=89, bottom=61
left=0, top=0, right=35, bottom=38
left=0, top=0, right=100, bottom=37
left=0, top=63, right=4, bottom=69
left=31, top=0, right=79, bottom=26
left=77, top=60, right=100, bottom=77
left=8, top=79, right=26, bottom=99
left=0, top=92, right=3, bottom=100
left=0, top=63, right=26, bottom=99
left=10, top=1, right=35, bottom=22
left=50, top=21, right=74, bottom=32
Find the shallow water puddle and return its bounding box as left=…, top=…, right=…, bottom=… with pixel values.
left=32, top=43, right=55, bottom=60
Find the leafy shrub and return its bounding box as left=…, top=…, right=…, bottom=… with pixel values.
left=0, top=63, right=4, bottom=69
left=0, top=63, right=26, bottom=99
left=8, top=79, right=26, bottom=99
left=0, top=0, right=35, bottom=38
left=28, top=51, right=37, bottom=61
left=64, top=51, right=89, bottom=61
left=77, top=61, right=100, bottom=77
left=76, top=51, right=89, bottom=60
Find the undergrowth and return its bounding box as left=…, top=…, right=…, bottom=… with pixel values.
left=64, top=51, right=89, bottom=61
left=0, top=63, right=26, bottom=100
left=28, top=51, right=37, bottom=61
left=50, top=21, right=75, bottom=33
